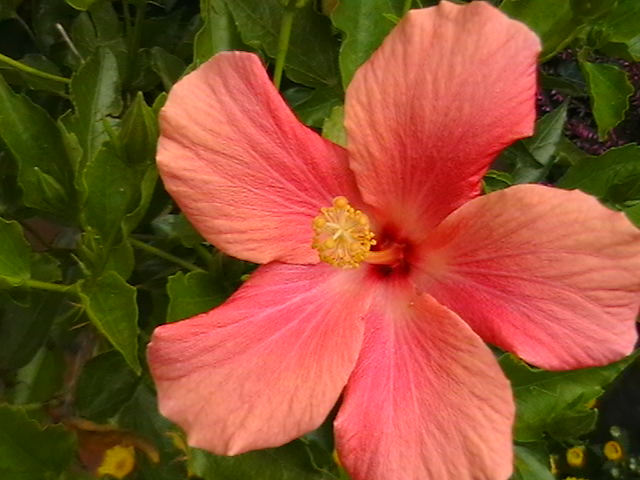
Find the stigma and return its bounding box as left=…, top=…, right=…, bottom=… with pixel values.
left=312, top=196, right=376, bottom=269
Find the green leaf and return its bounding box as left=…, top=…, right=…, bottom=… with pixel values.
left=624, top=201, right=640, bottom=227
left=30, top=253, right=62, bottom=283
left=69, top=11, right=96, bottom=61
left=556, top=135, right=590, bottom=166
left=0, top=0, right=22, bottom=20
left=57, top=113, right=84, bottom=174
left=523, top=103, right=569, bottom=165
left=80, top=140, right=136, bottom=246
left=0, top=75, right=72, bottom=215
left=580, top=61, right=633, bottom=140
left=150, top=46, right=187, bottom=90
left=89, top=0, right=124, bottom=44
left=224, top=0, right=341, bottom=88
left=0, top=218, right=31, bottom=287
left=128, top=48, right=158, bottom=91
left=69, top=1, right=124, bottom=55
left=288, top=86, right=342, bottom=128
left=0, top=158, right=19, bottom=217
left=152, top=213, right=204, bottom=248
left=167, top=271, right=225, bottom=322
left=0, top=54, right=67, bottom=95
left=598, top=0, right=640, bottom=60
left=103, top=237, right=135, bottom=280
left=120, top=93, right=158, bottom=166
left=0, top=292, right=58, bottom=371
left=570, top=0, right=613, bottom=19
left=0, top=404, right=75, bottom=479
left=194, top=0, right=244, bottom=66
left=79, top=271, right=141, bottom=374
left=12, top=346, right=65, bottom=405
left=501, top=353, right=635, bottom=442
left=558, top=144, right=640, bottom=202
left=60, top=470, right=97, bottom=480
left=117, top=383, right=177, bottom=455
left=482, top=170, right=514, bottom=193
left=510, top=103, right=568, bottom=183
left=513, top=444, right=555, bottom=480
left=189, top=442, right=333, bottom=480
left=75, top=350, right=140, bottom=421
left=624, top=34, right=640, bottom=60
left=540, top=71, right=586, bottom=97
left=123, top=165, right=158, bottom=235
left=501, top=0, right=581, bottom=60
left=330, top=0, right=405, bottom=88
left=119, top=93, right=159, bottom=234
left=67, top=47, right=123, bottom=170
left=322, top=105, right=346, bottom=147
left=599, top=0, right=640, bottom=44
left=65, top=0, right=99, bottom=10
left=79, top=96, right=157, bottom=246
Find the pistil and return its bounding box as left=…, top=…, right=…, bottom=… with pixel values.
left=365, top=243, right=404, bottom=266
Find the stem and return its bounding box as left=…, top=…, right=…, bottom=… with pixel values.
left=124, top=1, right=145, bottom=89
left=402, top=0, right=412, bottom=14
left=273, top=7, right=296, bottom=90
left=194, top=244, right=215, bottom=270
left=55, top=23, right=83, bottom=62
left=130, top=2, right=145, bottom=61
left=24, top=278, right=77, bottom=294
left=15, top=15, right=37, bottom=46
left=0, top=53, right=70, bottom=84
left=129, top=237, right=204, bottom=272
left=122, top=0, right=132, bottom=39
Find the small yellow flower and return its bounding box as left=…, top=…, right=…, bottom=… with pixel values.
left=96, top=445, right=136, bottom=479
left=604, top=440, right=624, bottom=461
left=566, top=446, right=587, bottom=468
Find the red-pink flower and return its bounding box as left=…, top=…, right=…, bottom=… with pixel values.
left=147, top=2, right=640, bottom=479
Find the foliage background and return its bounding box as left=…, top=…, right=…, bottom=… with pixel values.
left=0, top=0, right=640, bottom=479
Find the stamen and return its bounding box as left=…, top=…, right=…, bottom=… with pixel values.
left=312, top=196, right=376, bottom=269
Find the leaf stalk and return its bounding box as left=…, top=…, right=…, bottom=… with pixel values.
left=129, top=237, right=204, bottom=272
left=0, top=53, right=70, bottom=84
left=273, top=7, right=296, bottom=90
left=23, top=278, right=78, bottom=294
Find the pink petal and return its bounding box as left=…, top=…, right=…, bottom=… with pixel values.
left=414, top=185, right=640, bottom=370
left=157, top=52, right=361, bottom=264
left=335, top=284, right=514, bottom=480
left=344, top=1, right=540, bottom=241
left=147, top=262, right=372, bottom=455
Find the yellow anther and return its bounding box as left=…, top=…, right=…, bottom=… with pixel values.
left=333, top=196, right=349, bottom=208
left=604, top=440, right=624, bottom=461
left=313, top=217, right=327, bottom=229
left=312, top=196, right=376, bottom=269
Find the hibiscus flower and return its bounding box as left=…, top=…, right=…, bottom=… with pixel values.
left=147, top=2, right=640, bottom=479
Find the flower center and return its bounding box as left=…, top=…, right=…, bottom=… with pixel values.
left=311, top=196, right=376, bottom=269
